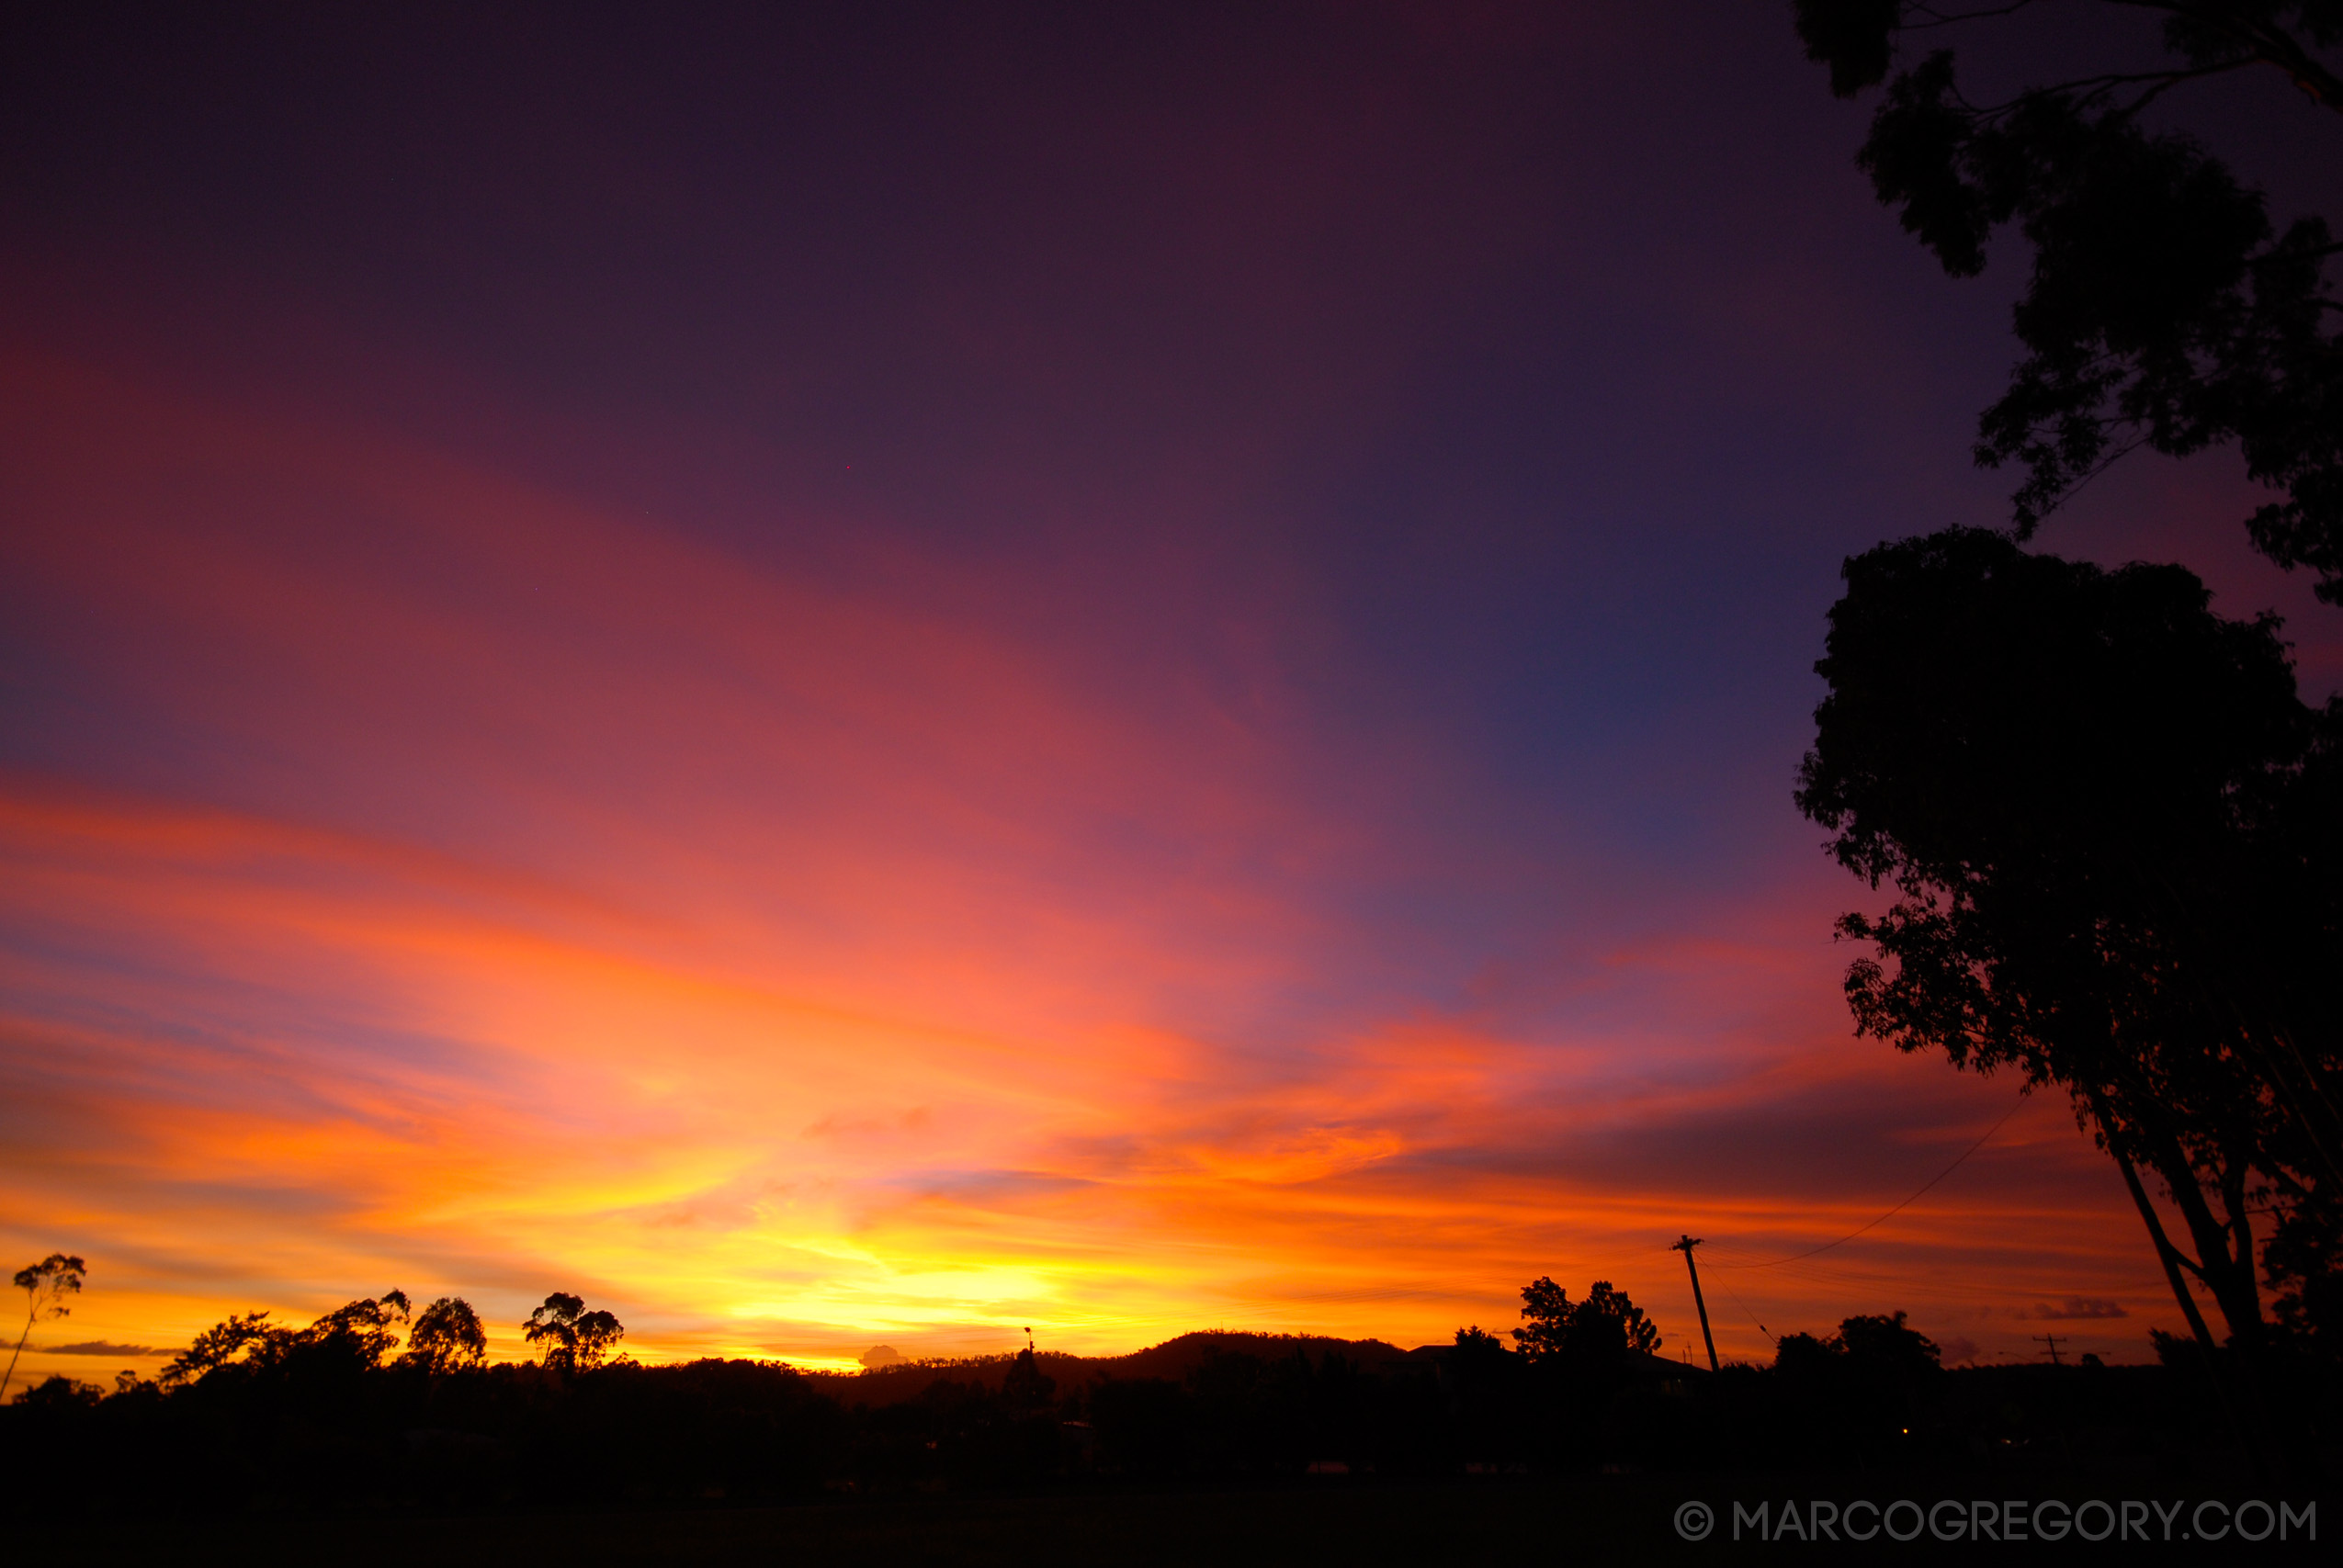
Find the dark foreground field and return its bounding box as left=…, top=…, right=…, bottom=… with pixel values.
left=14, top=1325, right=2334, bottom=1562
left=39, top=1472, right=2336, bottom=1567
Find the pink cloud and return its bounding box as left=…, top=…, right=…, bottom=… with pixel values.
left=0, top=344, right=2189, bottom=1379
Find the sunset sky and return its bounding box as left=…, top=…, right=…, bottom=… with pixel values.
left=4, top=3, right=2338, bottom=1383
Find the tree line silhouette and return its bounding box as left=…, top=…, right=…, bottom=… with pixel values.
left=0, top=1264, right=2291, bottom=1511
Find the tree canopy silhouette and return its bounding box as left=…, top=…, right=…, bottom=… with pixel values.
left=1511, top=1278, right=1661, bottom=1367
left=525, top=1292, right=624, bottom=1372
left=1794, top=1, right=2343, bottom=599
left=161, top=1290, right=413, bottom=1386
left=3, top=1255, right=85, bottom=1402
left=305, top=1291, right=412, bottom=1365
left=402, top=1296, right=487, bottom=1373
left=1795, top=527, right=2343, bottom=1381
left=1774, top=1311, right=1945, bottom=1450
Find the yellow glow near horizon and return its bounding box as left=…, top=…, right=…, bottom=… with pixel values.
left=0, top=355, right=2187, bottom=1392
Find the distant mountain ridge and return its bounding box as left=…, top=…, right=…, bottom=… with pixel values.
left=809, top=1329, right=1707, bottom=1407
left=817, top=1330, right=1440, bottom=1405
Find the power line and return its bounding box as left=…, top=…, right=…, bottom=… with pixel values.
left=1710, top=1099, right=2026, bottom=1270
left=1707, top=1270, right=1776, bottom=1347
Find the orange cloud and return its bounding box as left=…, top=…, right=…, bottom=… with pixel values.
left=0, top=347, right=2179, bottom=1389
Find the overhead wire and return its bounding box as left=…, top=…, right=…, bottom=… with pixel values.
left=1709, top=1273, right=1776, bottom=1347
left=1707, top=1098, right=2026, bottom=1270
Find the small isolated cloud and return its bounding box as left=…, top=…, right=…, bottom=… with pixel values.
left=42, top=1341, right=161, bottom=1357
left=1937, top=1336, right=1981, bottom=1366
left=860, top=1344, right=903, bottom=1368
left=2031, top=1299, right=2127, bottom=1321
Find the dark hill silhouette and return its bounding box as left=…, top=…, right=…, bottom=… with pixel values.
left=827, top=1332, right=1424, bottom=1407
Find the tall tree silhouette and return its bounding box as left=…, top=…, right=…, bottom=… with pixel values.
left=525, top=1292, right=624, bottom=1372
left=1795, top=2, right=2343, bottom=599
left=1512, top=1277, right=1661, bottom=1364
left=159, top=1291, right=413, bottom=1385
left=160, top=1311, right=283, bottom=1386
left=402, top=1296, right=488, bottom=1373
left=3, top=1255, right=85, bottom=1401
left=304, top=1291, right=411, bottom=1366
left=1796, top=528, right=2343, bottom=1384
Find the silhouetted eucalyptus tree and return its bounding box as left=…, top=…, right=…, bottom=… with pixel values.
left=402, top=1296, right=487, bottom=1373
left=160, top=1312, right=280, bottom=1387
left=1795, top=2, right=2343, bottom=599
left=1796, top=529, right=2343, bottom=1383
left=159, top=1291, right=414, bottom=1388
left=1511, top=1278, right=1661, bottom=1365
left=304, top=1291, right=411, bottom=1366
left=525, top=1292, right=624, bottom=1372
left=2, top=1255, right=85, bottom=1401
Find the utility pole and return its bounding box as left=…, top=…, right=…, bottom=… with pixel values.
left=2033, top=1333, right=2066, bottom=1367
left=1673, top=1235, right=1720, bottom=1372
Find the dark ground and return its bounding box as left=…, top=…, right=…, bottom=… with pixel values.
left=17, top=1335, right=2334, bottom=1562
left=44, top=1472, right=2332, bottom=1566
